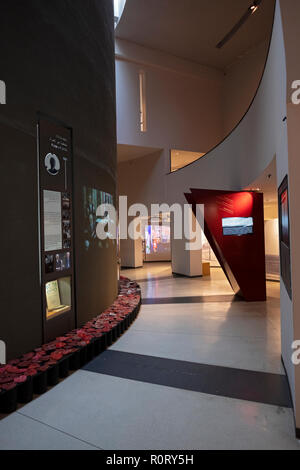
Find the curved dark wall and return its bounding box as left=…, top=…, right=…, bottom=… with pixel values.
left=0, top=0, right=117, bottom=359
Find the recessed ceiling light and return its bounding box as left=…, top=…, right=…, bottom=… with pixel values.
left=216, top=0, right=262, bottom=49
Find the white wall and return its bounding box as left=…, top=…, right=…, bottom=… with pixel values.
left=171, top=211, right=203, bottom=277
left=145, top=251, right=171, bottom=262
left=118, top=150, right=166, bottom=209
left=223, top=41, right=269, bottom=136
left=116, top=39, right=224, bottom=158
left=280, top=0, right=300, bottom=428
left=265, top=219, right=280, bottom=256
left=120, top=237, right=143, bottom=268
left=116, top=35, right=272, bottom=213
left=265, top=219, right=280, bottom=281
left=172, top=236, right=202, bottom=277
left=116, top=36, right=269, bottom=163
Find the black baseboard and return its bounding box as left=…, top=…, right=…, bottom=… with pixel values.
left=172, top=271, right=203, bottom=279
left=144, top=260, right=171, bottom=263
left=281, top=355, right=298, bottom=438
left=121, top=265, right=143, bottom=270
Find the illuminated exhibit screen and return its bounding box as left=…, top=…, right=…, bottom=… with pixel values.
left=280, top=189, right=289, bottom=246
left=278, top=176, right=291, bottom=299
left=145, top=225, right=171, bottom=255
left=222, top=217, right=253, bottom=236
left=83, top=187, right=113, bottom=250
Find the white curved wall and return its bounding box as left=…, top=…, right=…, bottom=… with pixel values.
left=280, top=0, right=300, bottom=429
left=222, top=40, right=270, bottom=137
left=166, top=2, right=287, bottom=203
left=165, top=1, right=295, bottom=407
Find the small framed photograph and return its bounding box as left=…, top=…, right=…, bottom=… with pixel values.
left=55, top=252, right=71, bottom=272
left=45, top=254, right=55, bottom=273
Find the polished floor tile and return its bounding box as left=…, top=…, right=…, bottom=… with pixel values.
left=17, top=370, right=300, bottom=450
left=122, top=262, right=173, bottom=282
left=0, top=262, right=292, bottom=450
left=142, top=294, right=239, bottom=304
left=111, top=326, right=283, bottom=374
left=123, top=263, right=234, bottom=299
left=119, top=263, right=283, bottom=376
left=131, top=303, right=280, bottom=340
left=0, top=411, right=98, bottom=450
left=110, top=298, right=283, bottom=374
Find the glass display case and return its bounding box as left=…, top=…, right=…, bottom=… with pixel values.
left=45, top=277, right=72, bottom=320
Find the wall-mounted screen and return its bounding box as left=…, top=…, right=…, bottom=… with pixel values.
left=222, top=217, right=253, bottom=236
left=83, top=187, right=113, bottom=250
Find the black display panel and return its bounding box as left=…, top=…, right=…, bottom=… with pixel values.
left=38, top=115, right=76, bottom=342
left=280, top=188, right=290, bottom=247
left=278, top=175, right=292, bottom=299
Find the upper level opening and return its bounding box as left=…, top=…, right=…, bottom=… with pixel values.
left=114, top=0, right=127, bottom=28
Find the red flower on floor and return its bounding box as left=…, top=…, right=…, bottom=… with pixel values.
left=50, top=351, right=64, bottom=361
left=14, top=376, right=27, bottom=384
left=26, top=368, right=38, bottom=377
left=2, top=383, right=17, bottom=391
left=0, top=277, right=141, bottom=405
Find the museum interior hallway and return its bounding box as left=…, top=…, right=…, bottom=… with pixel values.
left=0, top=262, right=299, bottom=450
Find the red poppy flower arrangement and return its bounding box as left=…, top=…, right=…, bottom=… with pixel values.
left=0, top=278, right=141, bottom=407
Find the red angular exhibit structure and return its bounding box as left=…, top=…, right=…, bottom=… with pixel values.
left=185, top=189, right=266, bottom=302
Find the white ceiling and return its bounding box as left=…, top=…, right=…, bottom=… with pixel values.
left=118, top=144, right=162, bottom=162
left=171, top=150, right=205, bottom=172
left=116, top=0, right=275, bottom=70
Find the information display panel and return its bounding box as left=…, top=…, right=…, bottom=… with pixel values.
left=43, top=190, right=62, bottom=251
left=38, top=115, right=75, bottom=342
left=278, top=176, right=292, bottom=299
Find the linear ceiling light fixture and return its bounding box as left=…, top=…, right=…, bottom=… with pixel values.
left=216, top=0, right=262, bottom=49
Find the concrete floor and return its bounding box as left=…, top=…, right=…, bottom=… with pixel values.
left=0, top=262, right=299, bottom=450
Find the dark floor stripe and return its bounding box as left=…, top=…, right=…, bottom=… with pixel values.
left=142, top=295, right=240, bottom=304
left=83, top=350, right=292, bottom=408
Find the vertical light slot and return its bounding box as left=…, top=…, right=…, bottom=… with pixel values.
left=0, top=80, right=6, bottom=104
left=139, top=71, right=147, bottom=132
